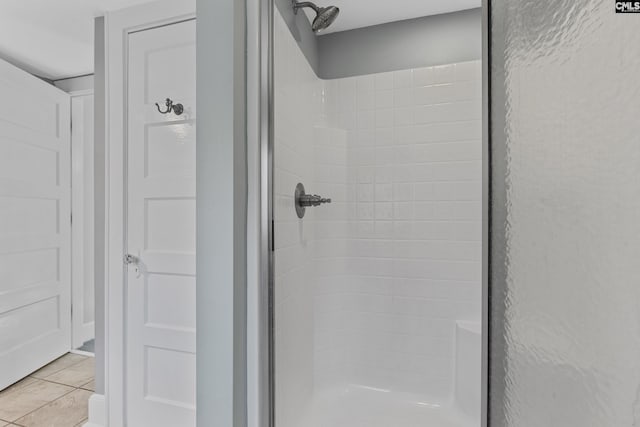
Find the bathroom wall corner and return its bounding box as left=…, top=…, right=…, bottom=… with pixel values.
left=274, top=0, right=321, bottom=76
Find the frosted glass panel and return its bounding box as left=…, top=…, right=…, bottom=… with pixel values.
left=490, top=2, right=640, bottom=426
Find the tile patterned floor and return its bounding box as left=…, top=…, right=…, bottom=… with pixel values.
left=0, top=354, right=94, bottom=427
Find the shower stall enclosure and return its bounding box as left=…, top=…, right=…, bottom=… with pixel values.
left=272, top=4, right=483, bottom=426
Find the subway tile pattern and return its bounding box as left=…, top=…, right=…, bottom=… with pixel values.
left=273, top=12, right=322, bottom=427
left=316, top=63, right=482, bottom=399
left=274, top=11, right=481, bottom=425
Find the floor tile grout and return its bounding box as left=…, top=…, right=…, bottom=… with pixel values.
left=0, top=353, right=94, bottom=427
left=22, top=388, right=93, bottom=426
left=37, top=377, right=90, bottom=389
left=10, top=387, right=78, bottom=425
left=28, top=356, right=89, bottom=382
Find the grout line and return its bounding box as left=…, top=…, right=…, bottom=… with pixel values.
left=79, top=380, right=95, bottom=392
left=29, top=353, right=89, bottom=380
left=2, top=356, right=94, bottom=426
left=12, top=381, right=93, bottom=426
left=10, top=386, right=77, bottom=426
left=38, top=377, right=92, bottom=389
left=17, top=387, right=92, bottom=426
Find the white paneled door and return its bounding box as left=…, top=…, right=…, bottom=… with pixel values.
left=0, top=59, right=71, bottom=390
left=126, top=19, right=196, bottom=427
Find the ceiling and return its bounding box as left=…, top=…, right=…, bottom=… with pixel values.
left=0, top=0, right=154, bottom=80
left=311, top=0, right=481, bottom=34
left=0, top=0, right=480, bottom=81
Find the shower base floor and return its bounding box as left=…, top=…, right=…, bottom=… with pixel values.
left=297, top=385, right=476, bottom=427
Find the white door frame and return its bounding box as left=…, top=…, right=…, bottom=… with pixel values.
left=103, top=1, right=195, bottom=425
left=70, top=89, right=95, bottom=350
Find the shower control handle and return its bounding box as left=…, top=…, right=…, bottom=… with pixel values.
left=295, top=183, right=331, bottom=218
left=298, top=194, right=332, bottom=207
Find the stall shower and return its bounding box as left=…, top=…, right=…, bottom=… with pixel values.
left=273, top=9, right=482, bottom=427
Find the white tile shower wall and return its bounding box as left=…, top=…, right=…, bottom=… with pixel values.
left=273, top=11, right=323, bottom=427
left=315, top=63, right=483, bottom=400
left=274, top=7, right=482, bottom=416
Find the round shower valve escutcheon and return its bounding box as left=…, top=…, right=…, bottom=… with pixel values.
left=294, top=182, right=332, bottom=218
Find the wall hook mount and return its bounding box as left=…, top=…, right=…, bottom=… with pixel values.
left=155, top=98, right=184, bottom=115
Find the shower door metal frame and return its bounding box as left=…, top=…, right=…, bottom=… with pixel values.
left=481, top=0, right=491, bottom=425
left=256, top=1, right=492, bottom=426
left=257, top=0, right=275, bottom=425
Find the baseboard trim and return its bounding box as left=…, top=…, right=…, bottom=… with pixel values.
left=84, top=393, right=106, bottom=427
left=70, top=349, right=95, bottom=358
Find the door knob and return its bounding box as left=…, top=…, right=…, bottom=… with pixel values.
left=123, top=254, right=139, bottom=265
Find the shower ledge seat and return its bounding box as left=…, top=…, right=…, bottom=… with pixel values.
left=296, top=320, right=482, bottom=427
left=297, top=384, right=477, bottom=427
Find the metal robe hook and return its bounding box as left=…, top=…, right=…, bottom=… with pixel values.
left=155, top=98, right=184, bottom=115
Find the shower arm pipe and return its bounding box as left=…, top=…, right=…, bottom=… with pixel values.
left=293, top=1, right=320, bottom=14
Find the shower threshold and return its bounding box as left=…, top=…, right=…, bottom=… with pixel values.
left=297, top=384, right=476, bottom=427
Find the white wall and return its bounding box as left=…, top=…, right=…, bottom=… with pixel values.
left=274, top=7, right=483, bottom=420
left=92, top=16, right=106, bottom=394
left=196, top=0, right=247, bottom=424
left=273, top=10, right=323, bottom=425
left=313, top=62, right=482, bottom=399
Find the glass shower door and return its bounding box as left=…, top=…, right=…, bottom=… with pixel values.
left=489, top=2, right=640, bottom=426
left=272, top=6, right=484, bottom=427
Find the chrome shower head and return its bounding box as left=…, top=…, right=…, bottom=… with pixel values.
left=311, top=5, right=339, bottom=32
left=293, top=1, right=340, bottom=33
